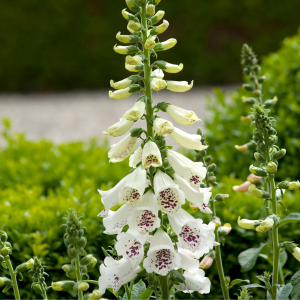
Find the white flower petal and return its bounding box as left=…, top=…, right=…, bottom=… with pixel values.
left=129, top=146, right=143, bottom=168
left=153, top=118, right=174, bottom=135
left=166, top=104, right=199, bottom=125
left=142, top=140, right=162, bottom=169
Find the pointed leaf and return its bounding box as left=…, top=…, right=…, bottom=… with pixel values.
left=278, top=283, right=293, bottom=300
left=291, top=271, right=300, bottom=300
left=170, top=269, right=185, bottom=284
left=138, top=289, right=154, bottom=300
left=131, top=281, right=146, bottom=299
left=2, top=285, right=12, bottom=293
left=279, top=213, right=300, bottom=227
left=279, top=250, right=288, bottom=268
left=241, top=283, right=267, bottom=290
left=228, top=279, right=250, bottom=290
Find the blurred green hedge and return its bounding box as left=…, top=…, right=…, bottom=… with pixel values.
left=1, top=0, right=300, bottom=91
left=1, top=120, right=300, bottom=299
left=205, top=28, right=300, bottom=182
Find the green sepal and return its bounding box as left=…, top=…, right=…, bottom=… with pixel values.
left=156, top=102, right=170, bottom=112
left=278, top=200, right=287, bottom=211
left=125, top=45, right=140, bottom=54
left=2, top=284, right=12, bottom=293
left=130, top=127, right=144, bottom=137
left=153, top=60, right=167, bottom=70
left=126, top=0, right=140, bottom=13
left=128, top=75, right=143, bottom=84
left=272, top=149, right=286, bottom=160
left=128, top=84, right=141, bottom=93
left=129, top=35, right=141, bottom=43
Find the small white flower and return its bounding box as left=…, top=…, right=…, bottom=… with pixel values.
left=128, top=20, right=141, bottom=31
left=110, top=78, right=131, bottom=90
left=150, top=10, right=165, bottom=25
left=292, top=247, right=300, bottom=262
left=167, top=150, right=207, bottom=190
left=118, top=166, right=147, bottom=205
left=150, top=78, right=167, bottom=91
left=154, top=169, right=185, bottom=215
left=98, top=257, right=141, bottom=294
left=144, top=36, right=156, bottom=50
left=151, top=69, right=164, bottom=79
left=125, top=63, right=143, bottom=72
left=143, top=228, right=181, bottom=276
left=155, top=38, right=177, bottom=51
left=116, top=32, right=136, bottom=44
left=153, top=118, right=174, bottom=135
left=151, top=20, right=169, bottom=35
left=237, top=216, right=260, bottom=230
left=104, top=118, right=134, bottom=137
left=155, top=61, right=183, bottom=73
left=170, top=127, right=208, bottom=151
left=109, top=84, right=140, bottom=100
left=142, top=140, right=162, bottom=169
left=166, top=80, right=193, bottom=92
left=113, top=44, right=137, bottom=55
left=166, top=105, right=199, bottom=125
left=129, top=146, right=143, bottom=168
left=125, top=55, right=143, bottom=65
left=127, top=190, right=161, bottom=234
left=108, top=134, right=137, bottom=163
left=256, top=216, right=274, bottom=233
left=123, top=101, right=145, bottom=121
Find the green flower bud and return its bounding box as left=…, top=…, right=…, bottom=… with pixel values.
left=32, top=283, right=43, bottom=295
left=62, top=264, right=74, bottom=273
left=208, top=176, right=216, bottom=183
left=254, top=152, right=266, bottom=163
left=288, top=181, right=300, bottom=191
left=128, top=20, right=141, bottom=32
left=15, top=258, right=34, bottom=272
left=52, top=281, right=76, bottom=291
left=253, top=89, right=261, bottom=97
left=207, top=163, right=216, bottom=172
left=263, top=97, right=278, bottom=108
left=204, top=156, right=212, bottom=163
left=242, top=84, right=253, bottom=92
left=249, top=165, right=267, bottom=177
left=258, top=141, right=267, bottom=152
left=149, top=10, right=165, bottom=25
left=78, top=237, right=87, bottom=248
left=0, top=277, right=12, bottom=287
left=267, top=162, right=277, bottom=174
left=0, top=255, right=4, bottom=263
left=258, top=75, right=266, bottom=83
left=84, top=290, right=102, bottom=300
left=86, top=257, right=97, bottom=272
left=146, top=4, right=155, bottom=18
left=68, top=247, right=78, bottom=258
left=215, top=194, right=229, bottom=202
left=0, top=231, right=8, bottom=242
left=152, top=0, right=161, bottom=5
left=267, top=135, right=278, bottom=146
left=248, top=184, right=270, bottom=198
left=199, top=182, right=206, bottom=188
left=78, top=282, right=89, bottom=291
left=253, top=65, right=261, bottom=74
left=272, top=149, right=286, bottom=160
left=80, top=254, right=94, bottom=266
left=126, top=0, right=140, bottom=13
left=278, top=181, right=289, bottom=189
left=0, top=247, right=10, bottom=256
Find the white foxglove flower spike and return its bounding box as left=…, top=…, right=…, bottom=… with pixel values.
left=104, top=118, right=134, bottom=137
left=170, top=127, right=208, bottom=151
left=153, top=117, right=174, bottom=135
left=123, top=100, right=145, bottom=121
left=129, top=146, right=143, bottom=168
left=143, top=228, right=181, bottom=276
left=155, top=61, right=184, bottom=73
left=110, top=75, right=141, bottom=89
left=108, top=133, right=138, bottom=163
left=154, top=169, right=185, bottom=215
left=166, top=80, right=194, bottom=92
left=127, top=190, right=160, bottom=234
left=142, top=140, right=162, bottom=169
left=166, top=104, right=199, bottom=125
left=154, top=38, right=177, bottom=52
left=118, top=166, right=147, bottom=205
left=150, top=78, right=167, bottom=91
left=125, top=55, right=143, bottom=65
left=109, top=84, right=140, bottom=100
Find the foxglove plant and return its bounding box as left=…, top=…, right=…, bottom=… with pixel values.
left=235, top=44, right=300, bottom=300
left=97, top=0, right=216, bottom=298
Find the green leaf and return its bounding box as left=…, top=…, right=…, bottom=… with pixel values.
left=291, top=271, right=300, bottom=300
left=2, top=284, right=12, bottom=293
left=278, top=283, right=293, bottom=300
left=279, top=250, right=288, bottom=268
left=131, top=281, right=146, bottom=299
left=241, top=283, right=267, bottom=290
left=101, top=247, right=110, bottom=257
left=228, top=279, right=250, bottom=290
left=138, top=289, right=154, bottom=300
left=279, top=212, right=300, bottom=227
left=170, top=269, right=185, bottom=284
left=238, top=243, right=268, bottom=272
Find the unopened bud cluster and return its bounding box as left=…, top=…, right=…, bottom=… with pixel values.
left=29, top=257, right=47, bottom=297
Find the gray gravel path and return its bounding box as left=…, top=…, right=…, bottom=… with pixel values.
left=0, top=86, right=237, bottom=147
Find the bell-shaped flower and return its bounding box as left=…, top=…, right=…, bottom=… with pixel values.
left=168, top=208, right=215, bottom=254
left=121, top=9, right=136, bottom=21
left=145, top=36, right=156, bottom=50
left=143, top=228, right=181, bottom=276
left=233, top=181, right=251, bottom=192
left=153, top=117, right=174, bottom=135
left=113, top=45, right=138, bottom=55
left=98, top=257, right=141, bottom=295
left=146, top=4, right=155, bottom=17
left=129, top=146, right=143, bottom=168
left=115, top=230, right=148, bottom=264
left=247, top=173, right=263, bottom=183
left=166, top=104, right=199, bottom=125
left=104, top=118, right=134, bottom=137
left=123, top=101, right=145, bottom=121
left=142, top=140, right=162, bottom=169
left=150, top=78, right=167, bottom=91
left=110, top=75, right=141, bottom=90
left=127, top=190, right=161, bottom=234
left=116, top=32, right=140, bottom=44
left=154, top=169, right=185, bottom=215
left=150, top=20, right=169, bottom=35
left=167, top=150, right=207, bottom=190
left=109, top=84, right=140, bottom=100
left=170, top=127, right=208, bottom=151
left=292, top=247, right=300, bottom=262
left=150, top=10, right=164, bottom=25
left=125, top=63, right=144, bottom=72
left=118, top=166, right=147, bottom=205
left=125, top=0, right=140, bottom=13
left=128, top=20, right=141, bottom=32
left=151, top=69, right=164, bottom=79
left=126, top=55, right=143, bottom=65
left=155, top=61, right=184, bottom=74
left=256, top=216, right=274, bottom=233
left=237, top=216, right=260, bottom=230
left=108, top=134, right=137, bottom=163
left=102, top=204, right=137, bottom=234
left=154, top=38, right=177, bottom=51
left=166, top=80, right=193, bottom=92
left=173, top=174, right=212, bottom=214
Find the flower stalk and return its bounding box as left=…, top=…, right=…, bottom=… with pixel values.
left=4, top=256, right=21, bottom=300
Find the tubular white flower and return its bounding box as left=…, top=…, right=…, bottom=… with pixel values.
left=115, top=230, right=148, bottom=263
left=292, top=247, right=300, bottom=262
left=170, top=127, right=208, bottom=151
left=154, top=169, right=185, bottom=215
left=122, top=9, right=134, bottom=21
left=168, top=208, right=215, bottom=254
left=150, top=10, right=164, bottom=25
left=109, top=84, right=140, bottom=100
left=127, top=190, right=161, bottom=234
left=237, top=216, right=260, bottom=230
left=146, top=4, right=155, bottom=17
left=150, top=20, right=169, bottom=35
left=116, top=32, right=139, bottom=44
left=123, top=101, right=145, bottom=121
left=108, top=134, right=137, bottom=163
left=104, top=118, right=134, bottom=137
left=166, top=105, right=199, bottom=125
left=144, top=36, right=156, bottom=50
left=142, top=140, right=162, bottom=169
left=128, top=20, right=141, bottom=32
left=166, top=80, right=194, bottom=92
left=98, top=257, right=141, bottom=294
left=143, top=228, right=181, bottom=276
left=155, top=61, right=183, bottom=73
left=150, top=78, right=167, bottom=91
left=113, top=45, right=138, bottom=55
left=151, top=69, right=164, bottom=79
left=167, top=150, right=207, bottom=189
left=125, top=55, right=143, bottom=65
left=125, top=63, right=144, bottom=72
left=154, top=38, right=177, bottom=51
left=129, top=146, right=143, bottom=168
left=153, top=118, right=174, bottom=135
left=256, top=216, right=274, bottom=233
left=173, top=174, right=212, bottom=214
left=110, top=75, right=140, bottom=89
left=118, top=166, right=147, bottom=205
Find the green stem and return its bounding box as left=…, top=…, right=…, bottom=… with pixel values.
left=40, top=283, right=48, bottom=300
left=159, top=275, right=170, bottom=300
left=75, top=256, right=83, bottom=300
left=4, top=256, right=21, bottom=300
left=125, top=284, right=131, bottom=299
